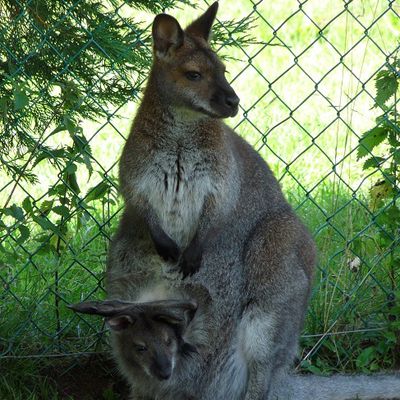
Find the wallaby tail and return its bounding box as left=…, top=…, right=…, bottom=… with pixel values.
left=274, top=373, right=400, bottom=400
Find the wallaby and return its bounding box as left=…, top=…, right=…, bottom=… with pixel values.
left=72, top=2, right=400, bottom=399
left=69, top=299, right=198, bottom=399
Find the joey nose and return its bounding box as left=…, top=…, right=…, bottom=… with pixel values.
left=158, top=370, right=171, bottom=380
left=154, top=365, right=171, bottom=380
left=152, top=357, right=172, bottom=380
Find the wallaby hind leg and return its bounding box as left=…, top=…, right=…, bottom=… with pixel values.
left=240, top=213, right=315, bottom=400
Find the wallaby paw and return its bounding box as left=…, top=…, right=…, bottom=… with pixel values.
left=153, top=235, right=180, bottom=263
left=179, top=246, right=202, bottom=278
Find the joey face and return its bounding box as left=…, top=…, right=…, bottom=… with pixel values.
left=119, top=317, right=179, bottom=381
left=68, top=299, right=198, bottom=381
left=152, top=2, right=240, bottom=119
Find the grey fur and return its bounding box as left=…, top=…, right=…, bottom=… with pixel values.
left=275, top=373, right=400, bottom=400
left=99, top=3, right=400, bottom=400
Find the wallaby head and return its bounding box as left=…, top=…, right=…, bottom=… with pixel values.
left=69, top=299, right=198, bottom=381
left=151, top=1, right=239, bottom=119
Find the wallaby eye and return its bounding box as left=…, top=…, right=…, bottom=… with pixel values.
left=185, top=71, right=202, bottom=81
left=135, top=345, right=148, bottom=352
left=166, top=337, right=172, bottom=346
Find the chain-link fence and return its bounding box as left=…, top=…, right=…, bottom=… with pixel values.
left=1, top=0, right=399, bottom=380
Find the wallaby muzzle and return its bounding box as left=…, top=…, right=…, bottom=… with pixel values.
left=211, top=81, right=240, bottom=118
left=151, top=354, right=173, bottom=380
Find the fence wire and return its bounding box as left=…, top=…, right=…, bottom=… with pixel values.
left=1, top=0, right=399, bottom=375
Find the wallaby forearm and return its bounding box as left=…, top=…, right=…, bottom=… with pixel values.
left=144, top=206, right=181, bottom=263
left=179, top=194, right=226, bottom=277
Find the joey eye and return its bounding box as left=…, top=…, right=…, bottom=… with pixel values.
left=185, top=71, right=202, bottom=81
left=135, top=345, right=148, bottom=352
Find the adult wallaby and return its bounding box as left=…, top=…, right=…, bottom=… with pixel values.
left=71, top=2, right=400, bottom=399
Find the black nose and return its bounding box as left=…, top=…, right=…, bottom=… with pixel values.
left=152, top=358, right=172, bottom=381
left=225, top=94, right=240, bottom=109
left=157, top=369, right=171, bottom=380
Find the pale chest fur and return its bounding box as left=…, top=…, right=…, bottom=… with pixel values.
left=137, top=148, right=219, bottom=247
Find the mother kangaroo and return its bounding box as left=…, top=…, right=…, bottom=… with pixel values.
left=71, top=3, right=400, bottom=399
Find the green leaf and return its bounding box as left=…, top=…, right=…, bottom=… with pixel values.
left=40, top=200, right=54, bottom=215
left=299, top=360, right=324, bottom=375
left=33, top=216, right=63, bottom=237
left=52, top=205, right=70, bottom=218
left=82, top=153, right=93, bottom=178
left=14, top=87, right=29, bottom=110
left=375, top=70, right=399, bottom=107
left=386, top=205, right=400, bottom=225
left=33, top=148, right=68, bottom=167
left=356, top=346, right=376, bottom=368
left=85, top=181, right=111, bottom=203
left=65, top=170, right=80, bottom=194
left=357, top=127, right=388, bottom=160
left=394, top=149, right=400, bottom=164
left=48, top=124, right=67, bottom=136
left=22, top=197, right=33, bottom=214
left=388, top=131, right=400, bottom=147
left=370, top=181, right=393, bottom=209
left=65, top=163, right=77, bottom=174
left=363, top=156, right=385, bottom=169
left=3, top=204, right=24, bottom=221
left=17, top=225, right=30, bottom=244
left=63, top=115, right=77, bottom=134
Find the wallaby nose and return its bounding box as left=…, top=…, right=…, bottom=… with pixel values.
left=152, top=356, right=172, bottom=380
left=158, top=369, right=171, bottom=380
left=225, top=93, right=240, bottom=109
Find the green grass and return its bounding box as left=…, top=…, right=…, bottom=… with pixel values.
left=1, top=0, right=400, bottom=398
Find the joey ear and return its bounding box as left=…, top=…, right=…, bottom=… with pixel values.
left=153, top=313, right=184, bottom=326
left=106, top=315, right=136, bottom=331
left=151, top=300, right=197, bottom=331
left=68, top=300, right=136, bottom=317
left=185, top=2, right=219, bottom=42
left=70, top=300, right=138, bottom=331
left=181, top=341, right=199, bottom=356
left=152, top=14, right=184, bottom=57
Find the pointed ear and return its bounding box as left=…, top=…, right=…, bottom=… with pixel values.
left=185, top=2, right=219, bottom=42
left=181, top=341, right=199, bottom=357
left=152, top=14, right=184, bottom=58
left=68, top=300, right=136, bottom=317
left=151, top=300, right=197, bottom=331
left=106, top=315, right=136, bottom=331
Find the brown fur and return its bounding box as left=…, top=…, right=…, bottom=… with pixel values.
left=70, top=3, right=400, bottom=399
left=107, top=3, right=316, bottom=399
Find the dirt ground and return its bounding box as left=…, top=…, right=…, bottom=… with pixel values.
left=44, top=355, right=130, bottom=399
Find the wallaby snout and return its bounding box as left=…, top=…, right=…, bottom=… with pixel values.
left=211, top=84, right=240, bottom=117
left=151, top=353, right=173, bottom=380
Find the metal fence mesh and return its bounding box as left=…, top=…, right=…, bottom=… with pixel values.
left=1, top=0, right=399, bottom=374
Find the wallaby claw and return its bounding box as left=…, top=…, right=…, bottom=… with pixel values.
left=179, top=246, right=202, bottom=278
left=152, top=233, right=180, bottom=263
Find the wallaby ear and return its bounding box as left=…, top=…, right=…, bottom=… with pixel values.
left=180, top=341, right=199, bottom=356
left=68, top=300, right=136, bottom=317
left=185, top=2, right=219, bottom=42
left=70, top=300, right=137, bottom=331
left=151, top=299, right=197, bottom=330
left=106, top=315, right=136, bottom=331
left=153, top=313, right=184, bottom=326
left=152, top=14, right=184, bottom=58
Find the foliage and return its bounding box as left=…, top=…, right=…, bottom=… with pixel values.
left=1, top=1, right=400, bottom=392
left=356, top=55, right=400, bottom=370
left=0, top=0, right=255, bottom=266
